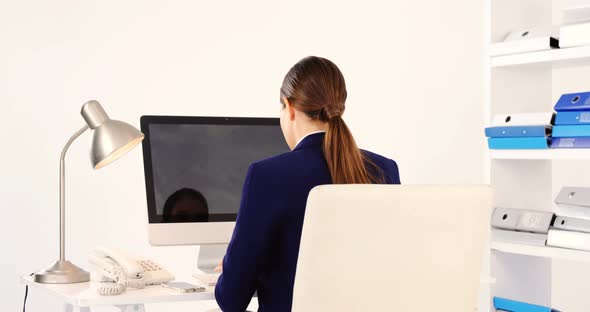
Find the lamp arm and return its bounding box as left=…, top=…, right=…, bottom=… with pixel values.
left=59, top=125, right=89, bottom=261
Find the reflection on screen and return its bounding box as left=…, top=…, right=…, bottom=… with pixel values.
left=149, top=123, right=289, bottom=222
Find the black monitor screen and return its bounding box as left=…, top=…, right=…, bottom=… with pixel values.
left=141, top=116, right=289, bottom=223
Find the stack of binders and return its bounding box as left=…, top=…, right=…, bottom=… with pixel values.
left=551, top=91, right=590, bottom=148
left=547, top=186, right=590, bottom=251
left=491, top=207, right=554, bottom=246
left=485, top=113, right=554, bottom=149
left=491, top=187, right=590, bottom=252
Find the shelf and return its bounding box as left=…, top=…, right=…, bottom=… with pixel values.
left=490, top=46, right=590, bottom=68
left=490, top=149, right=590, bottom=160
left=491, top=241, right=590, bottom=262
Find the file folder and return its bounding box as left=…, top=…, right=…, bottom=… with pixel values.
left=551, top=137, right=590, bottom=148
left=491, top=207, right=554, bottom=233
left=553, top=216, right=590, bottom=233
left=487, top=137, right=550, bottom=149
left=554, top=111, right=590, bottom=125
left=493, top=297, right=559, bottom=312
left=492, top=112, right=555, bottom=126
left=547, top=229, right=590, bottom=252
left=553, top=125, right=590, bottom=137
left=554, top=91, right=590, bottom=111
left=484, top=126, right=551, bottom=138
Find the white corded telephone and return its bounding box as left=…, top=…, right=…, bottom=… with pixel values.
left=88, top=248, right=175, bottom=296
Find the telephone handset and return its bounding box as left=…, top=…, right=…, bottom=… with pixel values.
left=88, top=247, right=174, bottom=295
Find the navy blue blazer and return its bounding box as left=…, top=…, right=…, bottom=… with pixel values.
left=215, top=132, right=400, bottom=312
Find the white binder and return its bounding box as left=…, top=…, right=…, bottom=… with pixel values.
left=491, top=207, right=554, bottom=234
left=554, top=186, right=590, bottom=220
left=547, top=229, right=590, bottom=251
left=555, top=187, right=590, bottom=207
left=492, top=112, right=555, bottom=127
left=553, top=216, right=590, bottom=233
left=492, top=229, right=547, bottom=246
left=489, top=27, right=559, bottom=56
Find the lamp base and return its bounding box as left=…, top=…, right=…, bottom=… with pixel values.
left=33, top=260, right=90, bottom=284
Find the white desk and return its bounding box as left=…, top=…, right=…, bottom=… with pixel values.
left=21, top=275, right=218, bottom=312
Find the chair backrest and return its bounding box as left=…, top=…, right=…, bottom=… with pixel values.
left=292, top=185, right=491, bottom=312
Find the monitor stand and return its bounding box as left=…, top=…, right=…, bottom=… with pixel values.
left=193, top=244, right=227, bottom=286
left=197, top=244, right=227, bottom=273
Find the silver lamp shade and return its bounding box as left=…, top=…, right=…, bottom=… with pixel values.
left=81, top=100, right=144, bottom=169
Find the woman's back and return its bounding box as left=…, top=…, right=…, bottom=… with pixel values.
left=215, top=56, right=401, bottom=311
left=215, top=132, right=400, bottom=311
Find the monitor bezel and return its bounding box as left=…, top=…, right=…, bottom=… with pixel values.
left=140, top=115, right=282, bottom=224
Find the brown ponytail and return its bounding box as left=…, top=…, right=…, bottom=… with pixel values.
left=280, top=56, right=383, bottom=184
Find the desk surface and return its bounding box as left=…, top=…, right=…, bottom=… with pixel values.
left=21, top=275, right=216, bottom=307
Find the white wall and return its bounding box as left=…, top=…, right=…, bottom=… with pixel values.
left=0, top=1, right=484, bottom=311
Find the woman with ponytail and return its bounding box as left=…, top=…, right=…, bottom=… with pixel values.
left=215, top=56, right=400, bottom=312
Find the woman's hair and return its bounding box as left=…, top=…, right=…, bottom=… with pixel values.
left=280, top=56, right=383, bottom=184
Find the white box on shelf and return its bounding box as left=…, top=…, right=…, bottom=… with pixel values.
left=560, top=22, right=590, bottom=48
left=547, top=229, right=590, bottom=251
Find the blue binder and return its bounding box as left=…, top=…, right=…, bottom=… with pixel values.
left=551, top=137, right=590, bottom=148
left=488, top=137, right=549, bottom=149
left=555, top=111, right=590, bottom=125
left=552, top=125, right=590, bottom=137
left=493, top=297, right=559, bottom=312
left=485, top=126, right=551, bottom=138
left=554, top=91, right=590, bottom=111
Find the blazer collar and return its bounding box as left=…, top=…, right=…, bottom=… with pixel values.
left=293, top=132, right=325, bottom=151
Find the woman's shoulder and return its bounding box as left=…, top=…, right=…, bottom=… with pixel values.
left=251, top=150, right=299, bottom=170
left=361, top=149, right=398, bottom=167
left=361, top=150, right=401, bottom=184
left=247, top=149, right=318, bottom=176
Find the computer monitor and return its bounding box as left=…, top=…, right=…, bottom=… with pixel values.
left=141, top=116, right=290, bottom=247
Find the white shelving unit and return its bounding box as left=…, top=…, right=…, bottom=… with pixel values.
left=490, top=149, right=590, bottom=160
left=491, top=45, right=590, bottom=68
left=485, top=1, right=590, bottom=311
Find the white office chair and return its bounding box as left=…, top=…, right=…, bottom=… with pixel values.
left=292, top=185, right=491, bottom=312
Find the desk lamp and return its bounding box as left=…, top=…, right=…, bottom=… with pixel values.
left=34, top=100, right=144, bottom=284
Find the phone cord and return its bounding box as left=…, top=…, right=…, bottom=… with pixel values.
left=96, top=268, right=146, bottom=296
